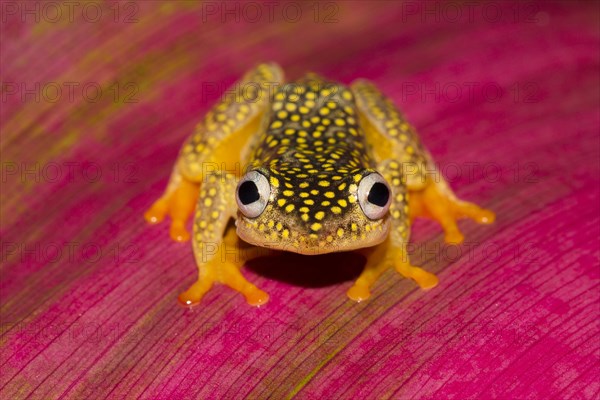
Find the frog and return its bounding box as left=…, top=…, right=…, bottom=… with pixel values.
left=144, top=63, right=495, bottom=306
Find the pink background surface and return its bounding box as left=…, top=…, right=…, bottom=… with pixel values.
left=1, top=1, right=599, bottom=399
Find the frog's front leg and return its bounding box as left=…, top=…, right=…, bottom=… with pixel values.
left=178, top=172, right=269, bottom=307
left=347, top=239, right=439, bottom=302
left=347, top=162, right=438, bottom=302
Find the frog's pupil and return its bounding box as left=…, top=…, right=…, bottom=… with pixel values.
left=367, top=182, right=389, bottom=207
left=239, top=181, right=260, bottom=205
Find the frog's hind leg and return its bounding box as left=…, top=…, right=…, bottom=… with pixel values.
left=144, top=62, right=284, bottom=242
left=351, top=79, right=495, bottom=245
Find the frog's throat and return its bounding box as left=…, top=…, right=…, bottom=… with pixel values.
left=235, top=217, right=391, bottom=255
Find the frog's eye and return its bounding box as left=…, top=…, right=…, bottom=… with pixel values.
left=357, top=173, right=392, bottom=220
left=236, top=171, right=270, bottom=218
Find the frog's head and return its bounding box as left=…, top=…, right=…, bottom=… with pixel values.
left=234, top=167, right=392, bottom=255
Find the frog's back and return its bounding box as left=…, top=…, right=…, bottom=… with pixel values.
left=248, top=74, right=374, bottom=174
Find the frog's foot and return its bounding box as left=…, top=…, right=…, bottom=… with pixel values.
left=409, top=180, right=495, bottom=244
left=144, top=178, right=199, bottom=242
left=178, top=259, right=269, bottom=307
left=347, top=242, right=438, bottom=302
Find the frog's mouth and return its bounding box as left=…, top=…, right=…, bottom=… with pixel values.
left=236, top=216, right=391, bottom=256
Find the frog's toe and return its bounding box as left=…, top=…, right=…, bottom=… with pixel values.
left=347, top=284, right=371, bottom=302
left=222, top=275, right=270, bottom=307
left=441, top=201, right=494, bottom=243
left=412, top=269, right=439, bottom=289
left=178, top=279, right=214, bottom=307
left=394, top=259, right=439, bottom=290
left=170, top=220, right=190, bottom=242
left=436, top=213, right=465, bottom=244
left=243, top=288, right=270, bottom=306
left=454, top=201, right=496, bottom=224
left=144, top=198, right=168, bottom=224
